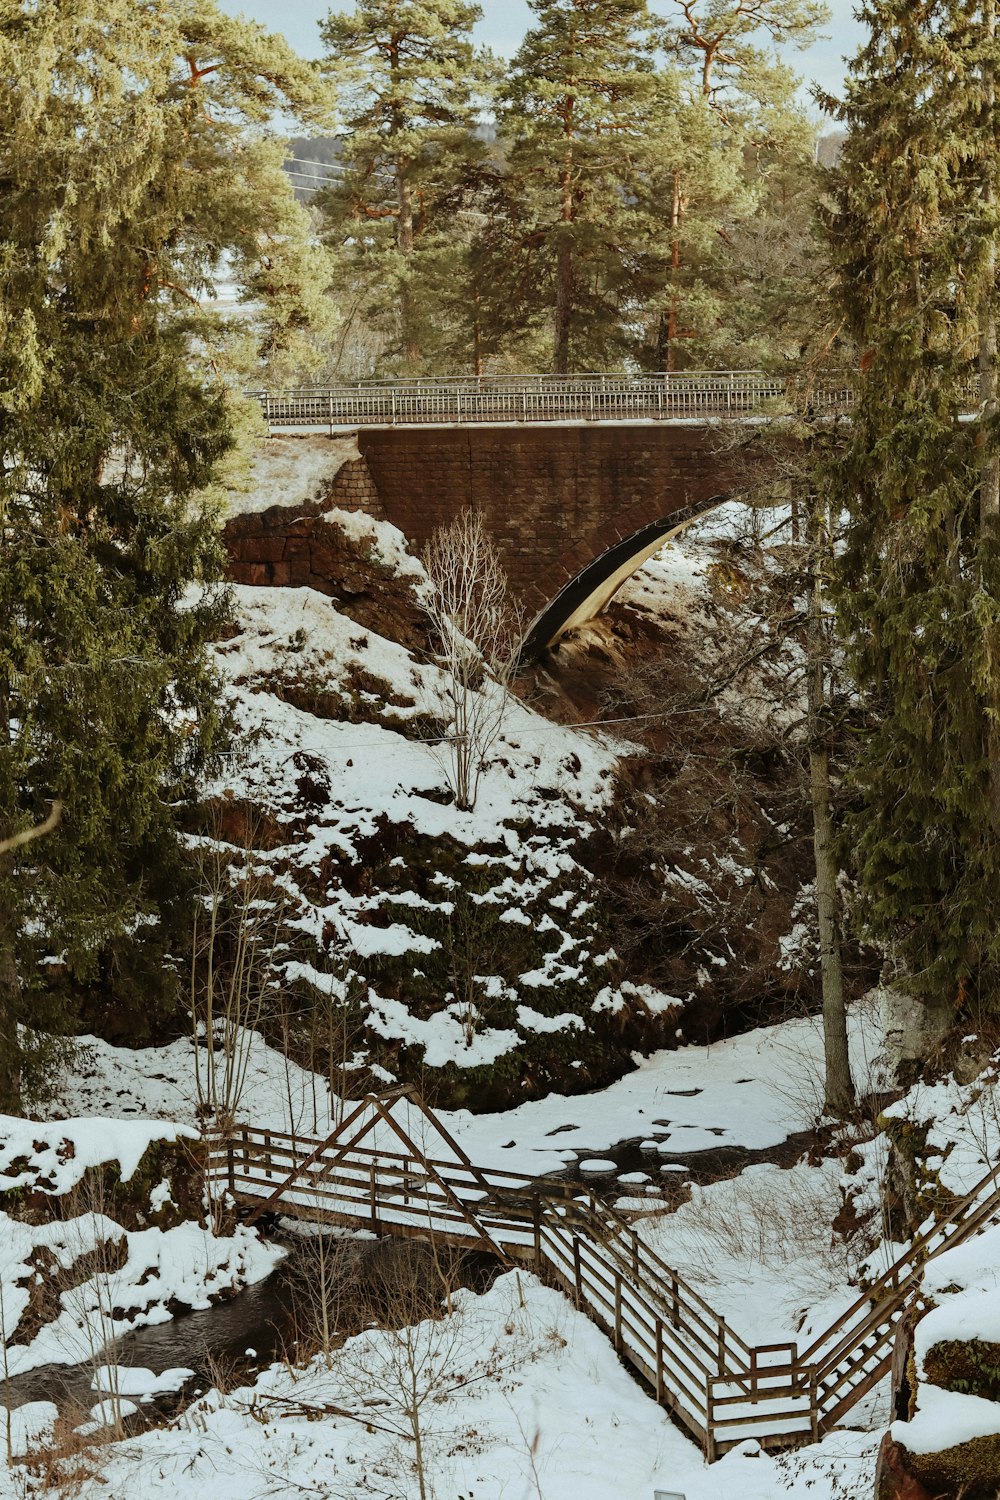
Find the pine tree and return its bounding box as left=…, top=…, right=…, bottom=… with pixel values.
left=0, top=0, right=335, bottom=1108
left=827, top=0, right=1000, bottom=1048
left=495, top=0, right=659, bottom=373
left=318, top=0, right=494, bottom=373
left=642, top=0, right=826, bottom=371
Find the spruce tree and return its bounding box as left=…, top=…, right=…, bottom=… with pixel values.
left=0, top=0, right=334, bottom=1108
left=318, top=0, right=494, bottom=373
left=495, top=0, right=658, bottom=373
left=827, top=0, right=1000, bottom=1044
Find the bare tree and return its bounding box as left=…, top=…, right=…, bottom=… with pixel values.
left=423, top=510, right=520, bottom=812
left=189, top=833, right=282, bottom=1129
left=805, top=490, right=854, bottom=1115
left=327, top=1241, right=473, bottom=1500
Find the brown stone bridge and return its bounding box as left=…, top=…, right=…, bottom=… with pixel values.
left=227, top=375, right=852, bottom=655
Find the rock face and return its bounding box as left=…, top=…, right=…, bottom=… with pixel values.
left=224, top=499, right=432, bottom=654
left=880, top=984, right=953, bottom=1086
left=886, top=1222, right=1000, bottom=1499
left=875, top=1436, right=934, bottom=1500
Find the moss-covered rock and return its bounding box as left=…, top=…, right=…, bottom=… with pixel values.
left=923, top=1338, right=1000, bottom=1404
left=898, top=1432, right=1000, bottom=1499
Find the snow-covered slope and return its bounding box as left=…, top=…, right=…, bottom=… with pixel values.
left=201, top=512, right=666, bottom=1106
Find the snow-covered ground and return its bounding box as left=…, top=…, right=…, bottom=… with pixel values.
left=56, top=999, right=885, bottom=1176
left=0, top=1270, right=882, bottom=1500
left=0, top=1118, right=280, bottom=1381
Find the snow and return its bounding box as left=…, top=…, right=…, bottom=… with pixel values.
left=324, top=505, right=429, bottom=584
left=624, top=1158, right=859, bottom=1348
left=881, top=1060, right=1000, bottom=1198
left=915, top=1222, right=1000, bottom=1360
left=92, top=1365, right=193, bottom=1399
left=53, top=1001, right=884, bottom=1181
left=0, top=1217, right=282, bottom=1378
left=892, top=1382, right=1000, bottom=1455
left=225, top=435, right=362, bottom=518
left=446, top=1001, right=883, bottom=1175
left=214, top=583, right=617, bottom=846
left=0, top=1115, right=195, bottom=1196
left=0, top=1268, right=884, bottom=1500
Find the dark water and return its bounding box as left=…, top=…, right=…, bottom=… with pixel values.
left=0, top=1238, right=500, bottom=1420
left=548, top=1126, right=823, bottom=1202
left=1, top=1269, right=295, bottom=1414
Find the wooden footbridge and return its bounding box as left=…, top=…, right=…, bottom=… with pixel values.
left=206, top=1088, right=1000, bottom=1461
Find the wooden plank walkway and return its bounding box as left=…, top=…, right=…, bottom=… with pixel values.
left=249, top=372, right=857, bottom=431
left=205, top=1088, right=1000, bottom=1460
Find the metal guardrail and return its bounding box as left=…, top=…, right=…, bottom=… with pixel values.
left=250, top=372, right=858, bottom=430
left=206, top=1105, right=1000, bottom=1460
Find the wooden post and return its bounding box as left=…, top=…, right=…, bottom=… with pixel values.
left=262, top=1130, right=272, bottom=1179
left=226, top=1140, right=235, bottom=1194
left=573, top=1236, right=583, bottom=1308
left=532, top=1193, right=541, bottom=1271
left=671, top=1270, right=680, bottom=1327
left=809, top=1368, right=819, bottom=1442
left=614, top=1273, right=622, bottom=1351
left=704, top=1378, right=716, bottom=1463
left=655, top=1318, right=664, bottom=1404
left=370, top=1162, right=378, bottom=1233
left=631, top=1229, right=640, bottom=1277
left=718, top=1316, right=727, bottom=1371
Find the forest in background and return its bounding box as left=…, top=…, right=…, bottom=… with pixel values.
left=2, top=0, right=1000, bottom=1128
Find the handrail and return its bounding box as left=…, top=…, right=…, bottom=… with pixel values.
left=249, top=371, right=858, bottom=429
left=206, top=1109, right=1000, bottom=1460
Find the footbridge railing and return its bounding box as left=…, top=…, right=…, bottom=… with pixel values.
left=205, top=1091, right=1000, bottom=1461
left=250, top=371, right=857, bottom=430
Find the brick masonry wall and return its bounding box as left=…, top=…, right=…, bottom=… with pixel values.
left=223, top=427, right=744, bottom=613
left=357, top=425, right=740, bottom=610
left=225, top=456, right=386, bottom=590
left=325, top=456, right=385, bottom=516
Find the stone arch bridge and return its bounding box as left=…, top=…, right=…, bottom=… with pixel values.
left=226, top=374, right=853, bottom=657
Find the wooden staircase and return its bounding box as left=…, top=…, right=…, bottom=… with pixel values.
left=206, top=1088, right=1000, bottom=1461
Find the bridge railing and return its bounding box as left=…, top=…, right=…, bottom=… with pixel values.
left=206, top=1114, right=1000, bottom=1459
left=249, top=371, right=858, bottom=429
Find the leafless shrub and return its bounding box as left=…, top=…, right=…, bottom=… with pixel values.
left=283, top=1229, right=361, bottom=1369
left=423, top=509, right=521, bottom=811
left=20, top=1402, right=105, bottom=1496
left=189, top=831, right=283, bottom=1129
left=56, top=1175, right=132, bottom=1441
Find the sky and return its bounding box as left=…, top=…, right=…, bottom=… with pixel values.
left=218, top=0, right=865, bottom=109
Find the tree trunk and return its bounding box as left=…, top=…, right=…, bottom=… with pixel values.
left=979, top=0, right=1000, bottom=832
left=395, top=156, right=421, bottom=372
left=664, top=168, right=683, bottom=373
left=554, top=154, right=574, bottom=375
left=807, top=496, right=854, bottom=1116
left=0, top=917, right=21, bottom=1115
left=396, top=158, right=414, bottom=256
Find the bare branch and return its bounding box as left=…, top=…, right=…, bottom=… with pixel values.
left=0, top=801, right=62, bottom=857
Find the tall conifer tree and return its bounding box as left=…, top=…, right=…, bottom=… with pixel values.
left=0, top=1, right=334, bottom=1107
left=495, top=0, right=658, bottom=373
left=319, top=0, right=494, bottom=373
left=828, top=0, right=1000, bottom=1043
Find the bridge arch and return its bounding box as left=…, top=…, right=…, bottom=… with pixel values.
left=519, top=494, right=728, bottom=660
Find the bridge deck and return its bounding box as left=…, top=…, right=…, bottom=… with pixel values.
left=251, top=372, right=855, bottom=431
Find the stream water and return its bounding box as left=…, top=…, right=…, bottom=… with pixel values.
left=1, top=1238, right=500, bottom=1421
